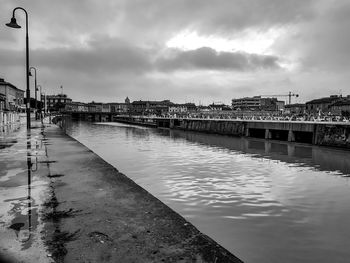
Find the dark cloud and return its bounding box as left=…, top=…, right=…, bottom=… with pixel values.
left=32, top=37, right=151, bottom=75
left=120, top=0, right=317, bottom=39
left=303, top=2, right=350, bottom=70
left=1, top=0, right=349, bottom=104
left=156, top=47, right=281, bottom=71
left=1, top=0, right=317, bottom=47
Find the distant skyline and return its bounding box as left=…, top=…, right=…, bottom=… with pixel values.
left=1, top=0, right=350, bottom=105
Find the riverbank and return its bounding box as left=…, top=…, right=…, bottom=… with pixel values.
left=0, top=120, right=243, bottom=262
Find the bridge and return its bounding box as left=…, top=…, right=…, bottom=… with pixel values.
left=61, top=112, right=350, bottom=149
left=114, top=116, right=350, bottom=148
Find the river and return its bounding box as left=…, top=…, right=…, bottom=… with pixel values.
left=64, top=121, right=350, bottom=263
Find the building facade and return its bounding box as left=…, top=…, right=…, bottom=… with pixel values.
left=88, top=102, right=103, bottom=112
left=168, top=103, right=197, bottom=113
left=131, top=100, right=174, bottom=115
left=232, top=96, right=284, bottom=111
left=305, top=95, right=342, bottom=114
left=284, top=103, right=306, bottom=115
left=0, top=78, right=25, bottom=111
left=46, top=94, right=72, bottom=112
left=329, top=99, right=350, bottom=115
left=64, top=102, right=88, bottom=112
left=108, top=103, right=129, bottom=113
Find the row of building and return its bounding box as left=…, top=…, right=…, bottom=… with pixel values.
left=2, top=77, right=350, bottom=116
left=284, top=95, right=350, bottom=116
left=0, top=78, right=25, bottom=112
left=61, top=94, right=350, bottom=116
left=62, top=97, right=198, bottom=116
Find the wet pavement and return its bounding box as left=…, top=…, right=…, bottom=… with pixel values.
left=0, top=121, right=52, bottom=263
left=0, top=120, right=243, bottom=263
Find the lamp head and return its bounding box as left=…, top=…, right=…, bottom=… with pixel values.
left=6, top=17, right=21, bottom=29
left=29, top=71, right=33, bottom=77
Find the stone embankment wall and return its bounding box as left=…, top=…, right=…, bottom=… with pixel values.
left=0, top=111, right=20, bottom=128
left=177, top=119, right=245, bottom=136
left=315, top=125, right=350, bottom=148
left=174, top=119, right=350, bottom=149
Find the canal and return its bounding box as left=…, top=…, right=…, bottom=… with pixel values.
left=64, top=121, right=350, bottom=263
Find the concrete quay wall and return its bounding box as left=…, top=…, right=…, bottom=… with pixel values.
left=177, top=119, right=245, bottom=136
left=168, top=118, right=350, bottom=149
left=315, top=124, right=350, bottom=148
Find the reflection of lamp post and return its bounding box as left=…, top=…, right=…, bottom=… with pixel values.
left=29, top=67, right=38, bottom=120
left=6, top=7, right=31, bottom=129
left=43, top=91, right=47, bottom=116
left=25, top=131, right=32, bottom=241
left=37, top=85, right=42, bottom=122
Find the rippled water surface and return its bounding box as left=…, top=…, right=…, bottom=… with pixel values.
left=65, top=121, right=350, bottom=263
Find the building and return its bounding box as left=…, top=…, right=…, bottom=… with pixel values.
left=102, top=104, right=110, bottom=113
left=232, top=96, right=260, bottom=110
left=46, top=94, right=72, bottom=112
left=108, top=98, right=131, bottom=114
left=107, top=103, right=127, bottom=113
left=197, top=105, right=211, bottom=112
left=232, top=96, right=283, bottom=111
left=275, top=101, right=285, bottom=111
left=0, top=78, right=25, bottom=111
left=305, top=95, right=342, bottom=114
left=168, top=103, right=197, bottom=114
left=0, top=93, right=5, bottom=111
left=87, top=104, right=97, bottom=112
left=329, top=98, right=350, bottom=115
left=64, top=102, right=88, bottom=112
left=209, top=103, right=231, bottom=111
left=131, top=100, right=174, bottom=115
left=284, top=103, right=306, bottom=115
left=88, top=102, right=103, bottom=112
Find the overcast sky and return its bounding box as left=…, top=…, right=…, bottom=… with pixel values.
left=1, top=0, right=350, bottom=104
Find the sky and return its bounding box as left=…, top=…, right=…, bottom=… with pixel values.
left=1, top=0, right=350, bottom=105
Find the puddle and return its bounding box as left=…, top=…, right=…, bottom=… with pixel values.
left=0, top=139, right=17, bottom=149
left=37, top=160, right=57, bottom=164
left=6, top=197, right=39, bottom=250
left=47, top=174, right=65, bottom=178
left=0, top=168, right=26, bottom=182
left=88, top=231, right=112, bottom=244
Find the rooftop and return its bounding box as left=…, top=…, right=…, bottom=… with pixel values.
left=306, top=96, right=342, bottom=104
left=0, top=78, right=24, bottom=92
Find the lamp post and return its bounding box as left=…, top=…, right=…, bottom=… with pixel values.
left=29, top=67, right=38, bottom=120
left=6, top=7, right=30, bottom=129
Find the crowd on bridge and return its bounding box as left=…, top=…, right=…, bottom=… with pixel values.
left=158, top=112, right=350, bottom=123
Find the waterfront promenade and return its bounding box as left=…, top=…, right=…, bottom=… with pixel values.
left=0, top=120, right=242, bottom=263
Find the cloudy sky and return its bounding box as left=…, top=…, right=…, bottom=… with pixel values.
left=1, top=0, right=350, bottom=104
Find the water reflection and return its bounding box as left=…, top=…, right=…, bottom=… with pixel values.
left=165, top=129, right=350, bottom=176
left=64, top=121, right=350, bottom=263
left=8, top=132, right=33, bottom=248
left=5, top=130, right=42, bottom=250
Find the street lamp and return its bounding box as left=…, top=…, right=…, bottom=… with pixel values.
left=29, top=67, right=38, bottom=120
left=6, top=7, right=31, bottom=129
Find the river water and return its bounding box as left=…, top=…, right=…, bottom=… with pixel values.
left=64, top=121, right=350, bottom=263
